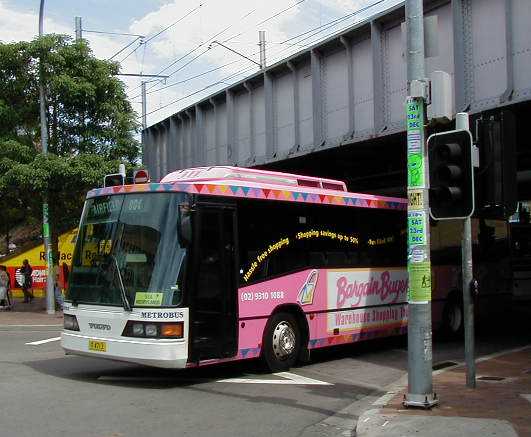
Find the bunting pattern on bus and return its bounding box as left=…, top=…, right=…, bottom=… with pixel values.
left=87, top=182, right=406, bottom=211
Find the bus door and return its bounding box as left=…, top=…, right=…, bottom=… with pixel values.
left=189, top=204, right=238, bottom=361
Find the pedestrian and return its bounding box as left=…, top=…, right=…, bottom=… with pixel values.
left=20, top=259, right=34, bottom=303
left=0, top=265, right=9, bottom=307
left=53, top=267, right=64, bottom=311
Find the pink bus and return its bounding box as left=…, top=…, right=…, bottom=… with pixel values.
left=61, top=166, right=408, bottom=370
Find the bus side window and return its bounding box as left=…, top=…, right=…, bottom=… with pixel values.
left=309, top=252, right=325, bottom=268
left=326, top=251, right=348, bottom=267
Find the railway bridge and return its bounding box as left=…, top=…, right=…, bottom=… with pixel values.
left=142, top=0, right=531, bottom=199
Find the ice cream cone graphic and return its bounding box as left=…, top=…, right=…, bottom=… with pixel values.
left=298, top=270, right=318, bottom=305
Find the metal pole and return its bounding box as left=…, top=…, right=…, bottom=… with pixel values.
left=259, top=31, right=266, bottom=69
left=141, top=81, right=147, bottom=130
left=404, top=0, right=437, bottom=408
left=39, top=0, right=55, bottom=315
left=75, top=16, right=82, bottom=41
left=456, top=112, right=476, bottom=388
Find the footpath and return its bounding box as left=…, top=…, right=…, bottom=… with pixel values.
left=0, top=297, right=63, bottom=330
left=356, top=346, right=531, bottom=437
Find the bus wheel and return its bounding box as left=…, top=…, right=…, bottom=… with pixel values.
left=263, top=313, right=301, bottom=372
left=442, top=294, right=463, bottom=337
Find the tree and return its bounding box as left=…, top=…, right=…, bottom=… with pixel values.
left=0, top=34, right=140, bottom=262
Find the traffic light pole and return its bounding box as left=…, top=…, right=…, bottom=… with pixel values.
left=404, top=0, right=438, bottom=408
left=456, top=112, right=476, bottom=388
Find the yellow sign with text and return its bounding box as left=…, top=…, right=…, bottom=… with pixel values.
left=134, top=292, right=164, bottom=306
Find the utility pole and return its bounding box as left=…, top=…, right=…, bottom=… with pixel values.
left=403, top=0, right=437, bottom=408
left=75, top=16, right=82, bottom=41
left=456, top=112, right=476, bottom=388
left=141, top=81, right=147, bottom=130
left=259, top=31, right=266, bottom=69
left=39, top=0, right=55, bottom=315
left=116, top=73, right=169, bottom=131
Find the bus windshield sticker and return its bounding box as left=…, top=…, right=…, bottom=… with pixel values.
left=134, top=292, right=164, bottom=306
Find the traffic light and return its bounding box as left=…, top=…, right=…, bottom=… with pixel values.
left=428, top=129, right=474, bottom=219
left=473, top=109, right=517, bottom=218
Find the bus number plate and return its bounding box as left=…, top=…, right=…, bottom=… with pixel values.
left=88, top=340, right=107, bottom=352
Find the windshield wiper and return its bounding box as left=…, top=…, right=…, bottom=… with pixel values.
left=111, top=254, right=132, bottom=312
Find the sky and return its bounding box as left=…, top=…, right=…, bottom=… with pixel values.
left=0, top=0, right=401, bottom=128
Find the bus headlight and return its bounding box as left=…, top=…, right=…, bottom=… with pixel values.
left=145, top=324, right=158, bottom=337
left=122, top=321, right=183, bottom=339
left=132, top=323, right=144, bottom=336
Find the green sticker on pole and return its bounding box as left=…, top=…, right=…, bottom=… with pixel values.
left=406, top=99, right=425, bottom=188
left=43, top=223, right=50, bottom=238
left=408, top=210, right=426, bottom=247
left=408, top=261, right=432, bottom=302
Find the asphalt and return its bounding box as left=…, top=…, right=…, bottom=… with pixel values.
left=2, top=301, right=531, bottom=436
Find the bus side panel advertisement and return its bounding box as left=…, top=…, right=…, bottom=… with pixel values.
left=239, top=267, right=409, bottom=348
left=326, top=269, right=408, bottom=334
left=238, top=269, right=328, bottom=319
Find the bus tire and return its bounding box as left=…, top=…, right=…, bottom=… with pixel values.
left=263, top=312, right=301, bottom=372
left=442, top=292, right=464, bottom=338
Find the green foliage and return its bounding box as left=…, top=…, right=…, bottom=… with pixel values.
left=0, top=34, right=140, bottom=251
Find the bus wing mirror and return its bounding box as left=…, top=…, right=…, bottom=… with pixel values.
left=178, top=205, right=192, bottom=247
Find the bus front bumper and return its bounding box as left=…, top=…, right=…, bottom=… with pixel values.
left=61, top=331, right=188, bottom=368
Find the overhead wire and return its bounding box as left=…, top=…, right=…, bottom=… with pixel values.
left=131, top=58, right=243, bottom=100
left=131, top=6, right=259, bottom=95
left=222, top=0, right=307, bottom=44
left=132, top=0, right=307, bottom=96
left=132, top=0, right=311, bottom=95
left=139, top=0, right=387, bottom=100
left=108, top=36, right=142, bottom=61
left=140, top=0, right=391, bottom=120
left=117, top=39, right=144, bottom=64
left=142, top=4, right=202, bottom=45
left=114, top=5, right=203, bottom=71
left=144, top=65, right=255, bottom=117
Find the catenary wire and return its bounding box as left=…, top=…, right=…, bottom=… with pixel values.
left=140, top=0, right=392, bottom=119
left=108, top=36, right=142, bottom=61
left=144, top=65, right=255, bottom=117
left=139, top=0, right=387, bottom=100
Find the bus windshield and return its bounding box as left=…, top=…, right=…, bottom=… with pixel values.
left=66, top=192, right=188, bottom=308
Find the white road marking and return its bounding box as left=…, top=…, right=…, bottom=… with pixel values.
left=521, top=394, right=531, bottom=404
left=382, top=421, right=389, bottom=427
left=217, top=371, right=332, bottom=385
left=25, top=336, right=61, bottom=346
